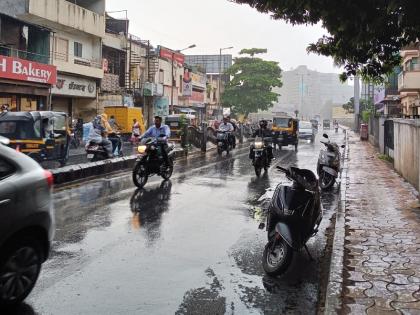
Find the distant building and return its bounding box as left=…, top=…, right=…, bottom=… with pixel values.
left=274, top=65, right=354, bottom=118
left=185, top=55, right=232, bottom=75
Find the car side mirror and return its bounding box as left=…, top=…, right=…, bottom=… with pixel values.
left=323, top=133, right=328, bottom=138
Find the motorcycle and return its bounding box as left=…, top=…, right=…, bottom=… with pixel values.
left=317, top=133, right=345, bottom=190
left=259, top=166, right=322, bottom=276
left=132, top=136, right=175, bottom=188
left=217, top=131, right=232, bottom=155
left=85, top=141, right=109, bottom=162
left=250, top=137, right=272, bottom=177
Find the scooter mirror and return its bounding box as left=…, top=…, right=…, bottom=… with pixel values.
left=341, top=144, right=346, bottom=148
left=258, top=222, right=265, bottom=230
left=323, top=133, right=328, bottom=138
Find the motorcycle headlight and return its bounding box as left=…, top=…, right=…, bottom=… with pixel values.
left=254, top=141, right=263, bottom=149
left=137, top=145, right=147, bottom=154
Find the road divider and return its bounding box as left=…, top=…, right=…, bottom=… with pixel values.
left=51, top=147, right=213, bottom=186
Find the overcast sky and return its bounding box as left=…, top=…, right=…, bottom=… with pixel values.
left=106, top=0, right=340, bottom=74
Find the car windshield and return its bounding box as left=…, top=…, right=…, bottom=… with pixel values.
left=299, top=122, right=312, bottom=129
left=273, top=117, right=292, bottom=128
left=0, top=120, right=41, bottom=139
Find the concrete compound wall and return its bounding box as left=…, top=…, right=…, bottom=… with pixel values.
left=393, top=119, right=420, bottom=191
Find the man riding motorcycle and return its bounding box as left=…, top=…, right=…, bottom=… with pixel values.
left=86, top=115, right=113, bottom=158
left=249, top=119, right=274, bottom=161
left=99, top=113, right=122, bottom=156
left=139, top=116, right=171, bottom=166
left=219, top=116, right=234, bottom=142
left=227, top=116, right=237, bottom=148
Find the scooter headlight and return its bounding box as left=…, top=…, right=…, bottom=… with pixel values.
left=137, top=145, right=147, bottom=154
left=254, top=141, right=263, bottom=149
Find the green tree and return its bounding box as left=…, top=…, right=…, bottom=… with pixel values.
left=222, top=48, right=282, bottom=117
left=231, top=0, right=419, bottom=81
left=342, top=97, right=374, bottom=113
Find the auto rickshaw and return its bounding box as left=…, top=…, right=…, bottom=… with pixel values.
left=165, top=114, right=196, bottom=142
left=0, top=111, right=71, bottom=166
left=271, top=114, right=299, bottom=150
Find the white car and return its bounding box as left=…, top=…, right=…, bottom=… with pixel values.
left=298, top=121, right=315, bottom=142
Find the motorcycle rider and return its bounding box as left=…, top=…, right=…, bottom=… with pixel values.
left=227, top=116, right=237, bottom=148
left=140, top=116, right=171, bottom=166
left=86, top=115, right=113, bottom=158
left=99, top=113, right=122, bottom=156
left=249, top=119, right=274, bottom=161
left=218, top=116, right=234, bottom=147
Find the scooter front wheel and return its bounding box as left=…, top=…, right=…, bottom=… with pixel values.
left=262, top=237, right=293, bottom=276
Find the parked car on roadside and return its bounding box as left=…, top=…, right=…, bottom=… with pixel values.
left=298, top=121, right=315, bottom=142
left=0, top=136, right=54, bottom=308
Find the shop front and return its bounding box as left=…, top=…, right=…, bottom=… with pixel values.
left=0, top=55, right=57, bottom=111
left=51, top=74, right=97, bottom=120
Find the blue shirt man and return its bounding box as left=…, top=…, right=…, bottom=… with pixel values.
left=141, top=116, right=170, bottom=140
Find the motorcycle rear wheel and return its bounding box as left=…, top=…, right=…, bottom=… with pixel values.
left=254, top=165, right=262, bottom=177
left=319, top=171, right=335, bottom=190
left=161, top=159, right=174, bottom=180
left=262, top=238, right=293, bottom=276
left=133, top=163, right=148, bottom=188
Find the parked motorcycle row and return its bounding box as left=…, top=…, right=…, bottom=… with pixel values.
left=257, top=132, right=345, bottom=276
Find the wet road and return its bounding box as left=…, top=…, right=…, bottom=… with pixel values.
left=15, top=131, right=344, bottom=315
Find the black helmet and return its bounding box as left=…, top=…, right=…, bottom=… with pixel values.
left=259, top=120, right=268, bottom=128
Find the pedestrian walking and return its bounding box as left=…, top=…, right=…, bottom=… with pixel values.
left=131, top=118, right=140, bottom=144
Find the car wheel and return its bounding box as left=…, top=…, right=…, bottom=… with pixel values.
left=0, top=237, right=43, bottom=307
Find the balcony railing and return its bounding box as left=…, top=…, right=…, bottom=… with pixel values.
left=0, top=45, right=50, bottom=64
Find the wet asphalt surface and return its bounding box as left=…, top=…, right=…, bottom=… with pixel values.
left=13, top=130, right=345, bottom=315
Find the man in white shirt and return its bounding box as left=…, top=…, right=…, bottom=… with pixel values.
left=218, top=116, right=234, bottom=132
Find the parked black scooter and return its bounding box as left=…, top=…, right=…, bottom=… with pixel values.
left=259, top=166, right=322, bottom=276
left=317, top=134, right=344, bottom=190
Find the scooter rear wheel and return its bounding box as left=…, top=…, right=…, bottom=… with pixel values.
left=262, top=237, right=293, bottom=276
left=319, top=171, right=335, bottom=190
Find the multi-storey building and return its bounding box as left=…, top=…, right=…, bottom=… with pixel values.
left=0, top=7, right=57, bottom=111
left=398, top=43, right=420, bottom=118
left=275, top=65, right=354, bottom=118
left=0, top=0, right=107, bottom=120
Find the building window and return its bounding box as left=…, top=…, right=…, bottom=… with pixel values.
left=54, top=37, right=68, bottom=61
left=74, top=42, right=83, bottom=58
left=159, top=69, right=164, bottom=84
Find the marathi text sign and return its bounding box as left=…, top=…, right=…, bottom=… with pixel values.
left=0, top=55, right=57, bottom=84
left=52, top=74, right=96, bottom=98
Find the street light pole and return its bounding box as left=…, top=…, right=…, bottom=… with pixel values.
left=218, top=46, right=233, bottom=119
left=170, top=44, right=196, bottom=114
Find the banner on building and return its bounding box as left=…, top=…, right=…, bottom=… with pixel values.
left=154, top=97, right=169, bottom=117
left=159, top=46, right=185, bottom=65
left=143, top=82, right=154, bottom=96
left=182, top=68, right=193, bottom=97
left=0, top=55, right=57, bottom=84
left=52, top=74, right=96, bottom=98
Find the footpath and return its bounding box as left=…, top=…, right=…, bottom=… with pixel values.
left=328, top=131, right=420, bottom=314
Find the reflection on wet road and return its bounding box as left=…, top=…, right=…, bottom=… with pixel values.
left=16, top=131, right=344, bottom=315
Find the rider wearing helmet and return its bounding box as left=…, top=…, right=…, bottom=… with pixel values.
left=249, top=119, right=274, bottom=161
